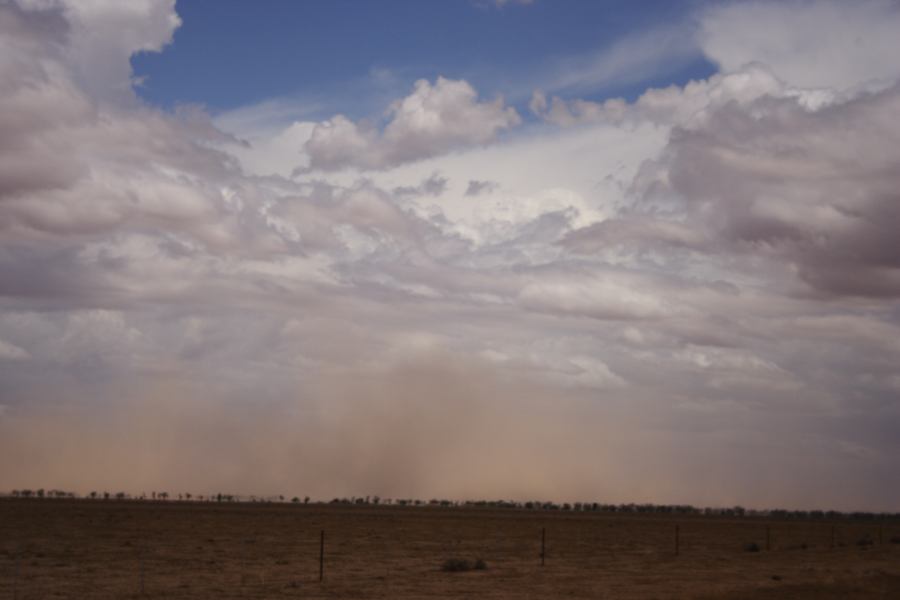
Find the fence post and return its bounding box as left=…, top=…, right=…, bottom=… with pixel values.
left=675, top=524, right=680, bottom=556
left=140, top=547, right=145, bottom=595
left=540, top=528, right=546, bottom=567
left=319, top=530, right=325, bottom=582
left=766, top=526, right=771, bottom=551
left=831, top=523, right=835, bottom=549
left=13, top=547, right=20, bottom=600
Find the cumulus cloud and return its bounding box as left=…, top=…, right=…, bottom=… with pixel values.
left=17, top=0, right=181, bottom=104
left=303, top=77, right=521, bottom=171
left=532, top=63, right=816, bottom=128
left=660, top=85, right=900, bottom=298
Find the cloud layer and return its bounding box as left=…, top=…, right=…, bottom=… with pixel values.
left=1, top=0, right=898, bottom=511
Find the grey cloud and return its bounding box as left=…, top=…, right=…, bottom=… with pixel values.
left=464, top=179, right=498, bottom=197
left=559, top=80, right=900, bottom=299
left=664, top=86, right=900, bottom=298
left=393, top=172, right=448, bottom=198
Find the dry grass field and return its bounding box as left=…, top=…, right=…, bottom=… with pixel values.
left=1, top=498, right=898, bottom=599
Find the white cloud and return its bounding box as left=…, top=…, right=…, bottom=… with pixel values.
left=699, top=0, right=900, bottom=91
left=545, top=24, right=702, bottom=95
left=304, top=77, right=521, bottom=171
left=224, top=121, right=315, bottom=178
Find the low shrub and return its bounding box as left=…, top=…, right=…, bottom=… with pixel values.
left=743, top=542, right=761, bottom=552
left=441, top=558, right=488, bottom=572
left=441, top=558, right=471, bottom=572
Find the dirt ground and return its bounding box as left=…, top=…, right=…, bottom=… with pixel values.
left=1, top=498, right=898, bottom=599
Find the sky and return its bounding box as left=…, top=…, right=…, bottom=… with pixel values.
left=1, top=0, right=899, bottom=512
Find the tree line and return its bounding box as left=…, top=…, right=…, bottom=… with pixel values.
left=5, top=489, right=898, bottom=520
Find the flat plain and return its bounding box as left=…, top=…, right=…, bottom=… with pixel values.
left=1, top=498, right=898, bottom=599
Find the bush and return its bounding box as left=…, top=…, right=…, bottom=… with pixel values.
left=743, top=542, right=761, bottom=552
left=440, top=557, right=487, bottom=572
left=441, top=558, right=471, bottom=572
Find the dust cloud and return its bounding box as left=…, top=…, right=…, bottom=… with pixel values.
left=1, top=353, right=897, bottom=511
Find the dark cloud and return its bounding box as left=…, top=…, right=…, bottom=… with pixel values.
left=664, top=86, right=900, bottom=298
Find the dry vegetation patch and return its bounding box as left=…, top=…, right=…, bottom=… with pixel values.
left=0, top=498, right=898, bottom=599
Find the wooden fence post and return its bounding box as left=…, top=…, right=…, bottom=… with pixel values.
left=540, top=528, right=546, bottom=567
left=13, top=547, right=20, bottom=600
left=319, top=530, right=325, bottom=582
left=675, top=524, right=680, bottom=556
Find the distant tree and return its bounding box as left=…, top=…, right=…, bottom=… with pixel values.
left=36, top=488, right=45, bottom=498
left=304, top=496, right=310, bottom=504
left=291, top=497, right=300, bottom=503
